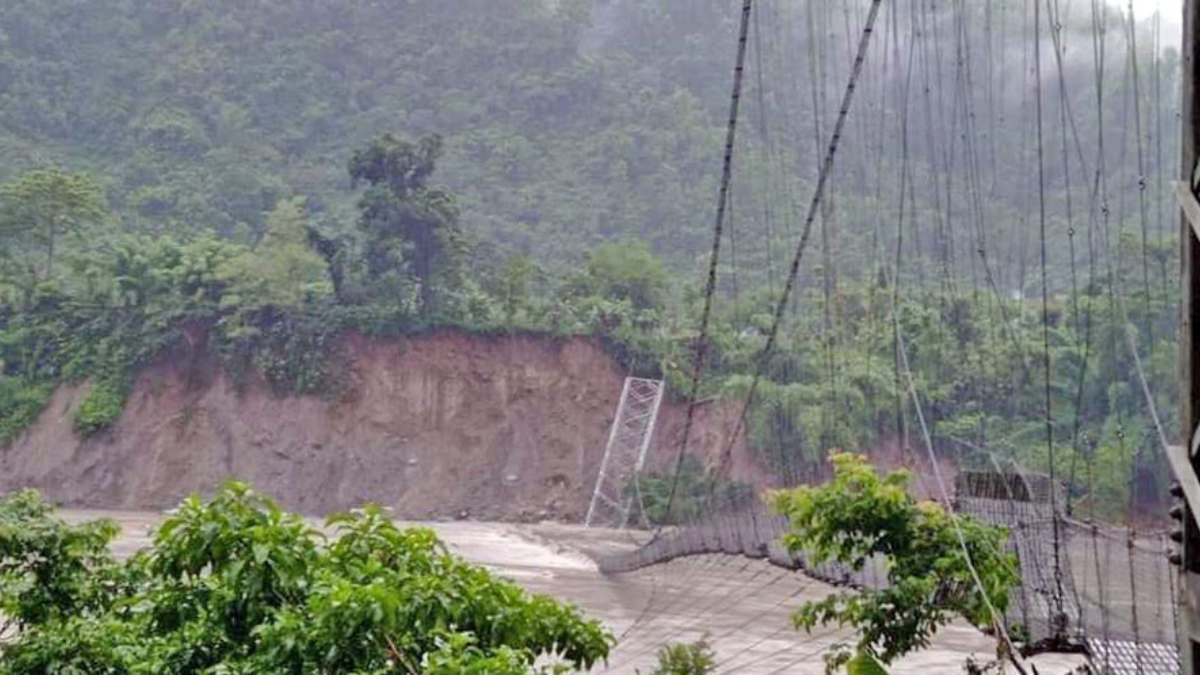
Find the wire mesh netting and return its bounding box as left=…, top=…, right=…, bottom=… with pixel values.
left=598, top=465, right=1180, bottom=673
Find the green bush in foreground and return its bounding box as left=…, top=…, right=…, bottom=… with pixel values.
left=772, top=453, right=1019, bottom=672
left=0, top=484, right=613, bottom=674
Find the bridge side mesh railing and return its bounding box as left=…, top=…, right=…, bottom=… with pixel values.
left=595, top=469, right=1179, bottom=671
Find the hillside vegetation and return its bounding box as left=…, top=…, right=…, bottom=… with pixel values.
left=0, top=0, right=726, bottom=264
left=0, top=0, right=1183, bottom=522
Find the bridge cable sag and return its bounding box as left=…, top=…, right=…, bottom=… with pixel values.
left=614, top=0, right=888, bottom=665
left=613, top=0, right=757, bottom=650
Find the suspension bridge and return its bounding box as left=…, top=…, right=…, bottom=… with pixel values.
left=572, top=0, right=1200, bottom=672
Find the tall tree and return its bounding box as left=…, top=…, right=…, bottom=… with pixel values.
left=0, top=169, right=107, bottom=288
left=566, top=240, right=670, bottom=312
left=349, top=134, right=463, bottom=314
left=219, top=197, right=332, bottom=310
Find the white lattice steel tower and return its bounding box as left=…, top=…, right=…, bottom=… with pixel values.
left=585, top=377, right=666, bottom=528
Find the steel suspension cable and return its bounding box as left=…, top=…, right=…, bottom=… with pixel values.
left=891, top=266, right=1030, bottom=674
left=805, top=0, right=839, bottom=455
left=1126, top=1, right=1156, bottom=350
left=633, top=4, right=888, bottom=638
left=1151, top=11, right=1169, bottom=298
left=1033, top=0, right=1069, bottom=628
left=918, top=0, right=953, bottom=300
left=891, top=1, right=919, bottom=455
left=708, top=0, right=886, bottom=490
left=616, top=3, right=756, bottom=647
left=1100, top=46, right=1143, bottom=666
left=660, top=0, right=754, bottom=529
left=1054, top=0, right=1101, bottom=519
left=752, top=0, right=778, bottom=293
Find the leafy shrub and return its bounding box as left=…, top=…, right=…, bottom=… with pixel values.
left=0, top=379, right=53, bottom=445
left=643, top=637, right=716, bottom=674
left=563, top=241, right=670, bottom=312
left=72, top=376, right=129, bottom=436
left=0, top=483, right=614, bottom=673
left=772, top=453, right=1019, bottom=667
left=218, top=306, right=347, bottom=397
left=0, top=489, right=120, bottom=629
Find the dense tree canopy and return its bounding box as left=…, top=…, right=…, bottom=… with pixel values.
left=0, top=0, right=1171, bottom=286
left=0, top=485, right=613, bottom=674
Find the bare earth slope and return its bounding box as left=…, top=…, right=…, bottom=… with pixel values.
left=1, top=331, right=757, bottom=520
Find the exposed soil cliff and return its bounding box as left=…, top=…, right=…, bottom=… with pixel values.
left=0, top=331, right=758, bottom=521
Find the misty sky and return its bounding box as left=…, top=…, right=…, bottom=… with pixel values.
left=1115, top=0, right=1183, bottom=48
left=1119, top=0, right=1180, bottom=15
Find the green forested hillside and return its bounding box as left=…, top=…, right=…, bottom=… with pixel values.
left=0, top=0, right=733, bottom=267
left=0, top=1, right=1180, bottom=280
